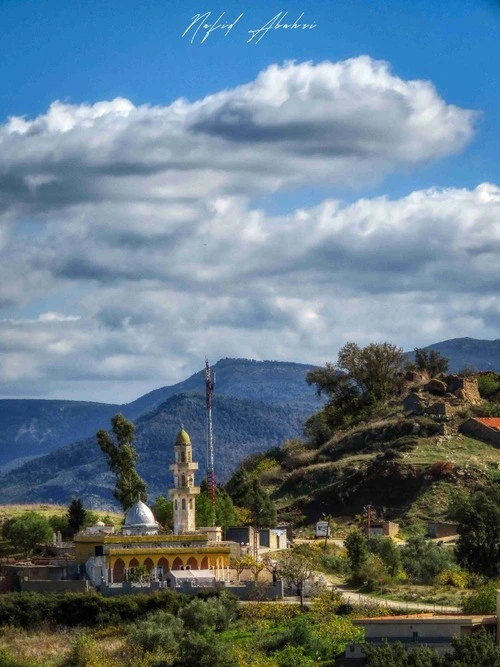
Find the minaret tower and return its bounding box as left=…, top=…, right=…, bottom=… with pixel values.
left=169, top=427, right=200, bottom=534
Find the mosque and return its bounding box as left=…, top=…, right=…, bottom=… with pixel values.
left=74, top=428, right=232, bottom=587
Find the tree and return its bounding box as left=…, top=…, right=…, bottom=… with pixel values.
left=452, top=483, right=500, bottom=577
left=247, top=478, right=276, bottom=528
left=152, top=494, right=173, bottom=531
left=364, top=640, right=441, bottom=666
left=225, top=470, right=276, bottom=528
left=230, top=553, right=265, bottom=581
left=368, top=535, right=402, bottom=577
left=401, top=536, right=452, bottom=584
left=462, top=583, right=496, bottom=614
left=413, top=348, right=449, bottom=377
left=345, top=529, right=369, bottom=573
left=96, top=413, right=147, bottom=511
left=274, top=550, right=314, bottom=609
left=306, top=342, right=405, bottom=438
left=67, top=498, right=87, bottom=534
left=3, top=512, right=53, bottom=557
left=49, top=514, right=70, bottom=538
left=196, top=492, right=216, bottom=528
left=443, top=629, right=500, bottom=666
left=337, top=342, right=405, bottom=403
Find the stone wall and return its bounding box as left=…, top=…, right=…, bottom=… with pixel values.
left=459, top=419, right=500, bottom=448
left=21, top=580, right=89, bottom=593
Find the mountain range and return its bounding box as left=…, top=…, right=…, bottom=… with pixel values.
left=0, top=338, right=499, bottom=509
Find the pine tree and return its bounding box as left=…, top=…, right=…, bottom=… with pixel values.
left=67, top=498, right=87, bottom=534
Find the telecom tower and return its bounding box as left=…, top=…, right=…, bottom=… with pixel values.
left=205, top=359, right=216, bottom=516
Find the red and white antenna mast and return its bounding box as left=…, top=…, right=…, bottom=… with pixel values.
left=205, top=359, right=216, bottom=517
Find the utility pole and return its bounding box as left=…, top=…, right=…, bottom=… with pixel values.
left=205, top=359, right=216, bottom=520
left=364, top=504, right=374, bottom=537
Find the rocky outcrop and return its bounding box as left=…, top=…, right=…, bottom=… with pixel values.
left=425, top=379, right=447, bottom=395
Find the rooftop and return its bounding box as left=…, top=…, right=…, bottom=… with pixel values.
left=475, top=417, right=500, bottom=430
left=353, top=614, right=496, bottom=625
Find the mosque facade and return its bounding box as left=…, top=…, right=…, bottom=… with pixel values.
left=74, top=428, right=231, bottom=586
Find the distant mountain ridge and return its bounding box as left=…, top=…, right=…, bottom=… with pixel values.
left=0, top=358, right=319, bottom=471
left=0, top=392, right=314, bottom=508
left=408, top=337, right=500, bottom=372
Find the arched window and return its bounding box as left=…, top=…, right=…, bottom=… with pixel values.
left=182, top=499, right=186, bottom=510
left=181, top=474, right=186, bottom=487
left=174, top=499, right=178, bottom=510
left=180, top=451, right=186, bottom=463
left=189, top=498, right=193, bottom=510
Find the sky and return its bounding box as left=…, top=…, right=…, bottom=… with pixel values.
left=0, top=0, right=499, bottom=403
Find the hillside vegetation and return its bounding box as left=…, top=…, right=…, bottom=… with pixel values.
left=228, top=345, right=500, bottom=529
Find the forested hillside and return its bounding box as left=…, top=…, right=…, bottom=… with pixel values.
left=0, top=392, right=312, bottom=508
left=0, top=358, right=319, bottom=472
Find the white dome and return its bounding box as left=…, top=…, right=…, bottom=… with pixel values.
left=124, top=500, right=157, bottom=527
left=96, top=520, right=105, bottom=527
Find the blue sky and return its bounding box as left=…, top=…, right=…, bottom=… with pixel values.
left=0, top=0, right=499, bottom=401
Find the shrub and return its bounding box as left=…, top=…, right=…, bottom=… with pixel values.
left=429, top=460, right=454, bottom=479
left=127, top=610, right=183, bottom=653
left=462, top=583, right=497, bottom=614
left=0, top=590, right=186, bottom=629
left=434, top=568, right=468, bottom=588
left=178, top=593, right=237, bottom=633
left=177, top=630, right=233, bottom=667
left=238, top=601, right=301, bottom=622
left=401, top=537, right=453, bottom=584
left=477, top=373, right=500, bottom=399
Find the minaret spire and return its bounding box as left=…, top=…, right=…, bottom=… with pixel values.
left=168, top=428, right=200, bottom=534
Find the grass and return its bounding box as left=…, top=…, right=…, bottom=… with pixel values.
left=0, top=625, right=128, bottom=666
left=403, top=435, right=500, bottom=469
left=368, top=584, right=472, bottom=608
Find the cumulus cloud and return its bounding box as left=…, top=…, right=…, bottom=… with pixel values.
left=0, top=57, right=475, bottom=220
left=0, top=57, right=493, bottom=401
left=0, top=182, right=499, bottom=401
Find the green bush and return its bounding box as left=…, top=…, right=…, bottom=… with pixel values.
left=0, top=590, right=186, bottom=629
left=177, top=630, right=233, bottom=667
left=178, top=593, right=237, bottom=633
left=401, top=537, right=453, bottom=584
left=127, top=610, right=183, bottom=653
left=462, top=583, right=498, bottom=614
left=477, top=373, right=500, bottom=399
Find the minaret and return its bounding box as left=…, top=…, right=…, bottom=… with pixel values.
left=169, top=428, right=200, bottom=534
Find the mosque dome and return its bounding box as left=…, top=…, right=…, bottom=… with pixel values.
left=175, top=428, right=191, bottom=446
left=96, top=520, right=105, bottom=527
left=123, top=501, right=159, bottom=535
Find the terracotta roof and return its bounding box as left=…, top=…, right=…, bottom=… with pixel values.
left=475, top=418, right=500, bottom=430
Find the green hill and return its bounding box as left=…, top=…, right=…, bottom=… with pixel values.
left=240, top=385, right=500, bottom=528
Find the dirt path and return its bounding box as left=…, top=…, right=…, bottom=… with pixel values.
left=335, top=584, right=461, bottom=613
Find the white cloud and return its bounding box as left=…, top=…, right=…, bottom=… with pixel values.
left=0, top=58, right=492, bottom=400
left=0, top=57, right=475, bottom=221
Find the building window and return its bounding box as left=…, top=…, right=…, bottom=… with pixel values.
left=181, top=451, right=186, bottom=463
left=182, top=499, right=186, bottom=510
left=189, top=499, right=193, bottom=510
left=174, top=500, right=178, bottom=510
left=413, top=632, right=419, bottom=642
